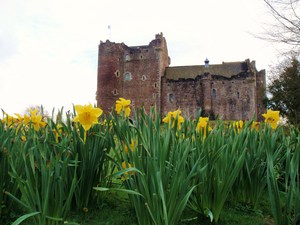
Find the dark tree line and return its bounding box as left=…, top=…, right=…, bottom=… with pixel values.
left=268, top=57, right=300, bottom=126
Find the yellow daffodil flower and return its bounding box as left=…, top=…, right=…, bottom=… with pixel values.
left=29, top=109, right=47, bottom=131
left=235, top=120, right=244, bottom=133
left=251, top=121, right=260, bottom=131
left=2, top=113, right=16, bottom=127
left=121, top=161, right=135, bottom=180
left=196, top=117, right=212, bottom=138
left=115, top=98, right=131, bottom=117
left=162, top=109, right=184, bottom=130
left=262, top=109, right=280, bottom=129
left=73, top=104, right=103, bottom=131
left=123, top=139, right=136, bottom=154
left=53, top=124, right=63, bottom=142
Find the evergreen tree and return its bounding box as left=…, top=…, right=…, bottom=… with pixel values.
left=268, top=57, right=300, bottom=126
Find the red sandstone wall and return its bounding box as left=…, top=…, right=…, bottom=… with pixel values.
left=97, top=33, right=169, bottom=114
left=97, top=41, right=124, bottom=112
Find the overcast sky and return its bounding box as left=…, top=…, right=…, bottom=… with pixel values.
left=0, top=0, right=284, bottom=115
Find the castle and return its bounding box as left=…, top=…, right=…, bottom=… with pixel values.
left=97, top=33, right=266, bottom=120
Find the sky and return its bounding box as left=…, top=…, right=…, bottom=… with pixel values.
left=0, top=0, right=285, bottom=115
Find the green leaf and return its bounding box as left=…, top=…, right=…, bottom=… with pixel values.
left=93, top=187, right=144, bottom=197
left=204, top=208, right=214, bottom=222
left=12, top=211, right=40, bottom=225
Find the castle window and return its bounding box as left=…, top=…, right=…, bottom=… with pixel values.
left=169, top=93, right=174, bottom=103
left=115, top=70, right=120, bottom=77
left=237, top=91, right=240, bottom=99
left=140, top=55, right=143, bottom=59
left=124, top=72, right=132, bottom=81
left=154, top=82, right=158, bottom=89
left=113, top=89, right=118, bottom=95
left=125, top=54, right=130, bottom=61
left=212, top=89, right=217, bottom=98
left=141, top=75, right=147, bottom=81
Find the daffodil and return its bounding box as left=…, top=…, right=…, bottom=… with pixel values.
left=29, top=109, right=47, bottom=131
left=235, top=120, right=244, bottom=133
left=251, top=121, right=260, bottom=131
left=262, top=109, right=280, bottom=129
left=14, top=113, right=30, bottom=131
left=115, top=98, right=131, bottom=117
left=162, top=109, right=184, bottom=130
left=2, top=112, right=16, bottom=127
left=73, top=104, right=103, bottom=131
left=123, top=139, right=136, bottom=154
left=53, top=124, right=63, bottom=142
left=196, top=117, right=212, bottom=138
left=121, top=161, right=135, bottom=180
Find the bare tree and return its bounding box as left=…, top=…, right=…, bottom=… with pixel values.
left=262, top=0, right=300, bottom=47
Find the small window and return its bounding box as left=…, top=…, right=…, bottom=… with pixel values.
left=154, top=82, right=158, bottom=89
left=115, top=70, right=120, bottom=77
left=125, top=54, right=130, bottom=61
left=124, top=72, right=132, bottom=81
left=212, top=89, right=216, bottom=98
left=141, top=75, right=147, bottom=81
left=113, top=89, right=118, bottom=95
left=169, top=93, right=174, bottom=103
left=237, top=92, right=240, bottom=99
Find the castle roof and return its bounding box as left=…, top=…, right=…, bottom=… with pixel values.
left=165, top=61, right=251, bottom=80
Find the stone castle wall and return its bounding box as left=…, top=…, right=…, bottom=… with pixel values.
left=97, top=33, right=266, bottom=120
left=161, top=73, right=258, bottom=120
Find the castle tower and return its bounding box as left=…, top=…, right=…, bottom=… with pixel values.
left=97, top=33, right=170, bottom=113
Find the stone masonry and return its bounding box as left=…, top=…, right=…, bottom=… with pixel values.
left=97, top=33, right=266, bottom=120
